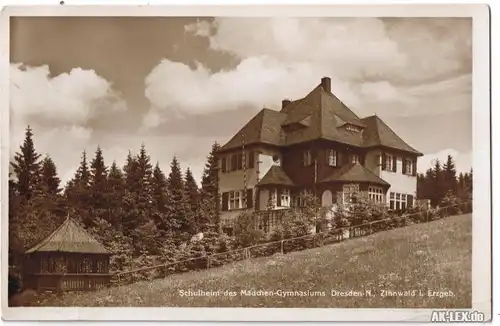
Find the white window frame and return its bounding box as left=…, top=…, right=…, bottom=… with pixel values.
left=229, top=190, right=242, bottom=210
left=346, top=124, right=360, bottom=132
left=386, top=154, right=394, bottom=171
left=368, top=186, right=384, bottom=203
left=405, top=159, right=413, bottom=175
left=342, top=184, right=359, bottom=206
left=303, top=150, right=312, bottom=166
left=280, top=189, right=291, bottom=207
left=351, top=154, right=360, bottom=164
left=327, top=150, right=337, bottom=167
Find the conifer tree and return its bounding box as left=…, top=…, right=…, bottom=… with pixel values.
left=10, top=126, right=42, bottom=200
left=66, top=151, right=93, bottom=227
left=184, top=167, right=200, bottom=232
left=200, top=142, right=221, bottom=230
left=40, top=156, right=61, bottom=195
left=166, top=156, right=189, bottom=237
left=442, top=154, right=458, bottom=195
left=107, top=161, right=125, bottom=229
left=151, top=162, right=171, bottom=234
left=89, top=146, right=109, bottom=225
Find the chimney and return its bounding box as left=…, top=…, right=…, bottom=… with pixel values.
left=281, top=99, right=291, bottom=109
left=321, top=77, right=331, bottom=93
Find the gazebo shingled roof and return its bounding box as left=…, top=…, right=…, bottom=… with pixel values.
left=25, top=217, right=110, bottom=255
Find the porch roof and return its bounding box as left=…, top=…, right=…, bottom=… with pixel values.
left=320, top=162, right=390, bottom=187
left=257, top=165, right=294, bottom=187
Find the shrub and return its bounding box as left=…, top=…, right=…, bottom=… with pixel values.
left=440, top=191, right=463, bottom=216
left=234, top=211, right=266, bottom=248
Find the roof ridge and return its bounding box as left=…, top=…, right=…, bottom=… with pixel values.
left=26, top=217, right=69, bottom=253
left=351, top=162, right=389, bottom=185
left=373, top=115, right=421, bottom=155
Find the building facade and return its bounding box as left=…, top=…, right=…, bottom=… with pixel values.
left=216, top=77, right=422, bottom=233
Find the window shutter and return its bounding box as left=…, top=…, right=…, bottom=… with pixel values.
left=407, top=194, right=414, bottom=208
left=392, top=156, right=397, bottom=172
left=248, top=151, right=255, bottom=169
left=325, top=150, right=329, bottom=165
left=221, top=192, right=229, bottom=211
left=381, top=153, right=386, bottom=170
left=231, top=155, right=237, bottom=171
left=402, top=159, right=406, bottom=175
left=246, top=189, right=253, bottom=208
left=221, top=156, right=226, bottom=173
left=412, top=160, right=417, bottom=176
left=337, top=152, right=343, bottom=166
left=237, top=153, right=243, bottom=170
left=276, top=188, right=282, bottom=207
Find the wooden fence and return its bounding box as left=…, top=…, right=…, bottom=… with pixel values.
left=112, top=200, right=472, bottom=286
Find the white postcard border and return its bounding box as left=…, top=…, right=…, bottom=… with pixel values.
left=0, top=3, right=491, bottom=322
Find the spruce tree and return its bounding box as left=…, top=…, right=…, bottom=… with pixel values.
left=200, top=142, right=221, bottom=230
left=10, top=126, right=42, bottom=200
left=151, top=162, right=170, bottom=234
left=184, top=167, right=200, bottom=232
left=166, top=156, right=189, bottom=238
left=40, top=156, right=61, bottom=195
left=442, top=154, right=458, bottom=195
left=432, top=159, right=444, bottom=206
left=107, top=161, right=125, bottom=229
left=66, top=151, right=93, bottom=227
left=90, top=146, right=109, bottom=225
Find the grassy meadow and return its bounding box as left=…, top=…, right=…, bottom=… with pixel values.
left=36, top=214, right=472, bottom=308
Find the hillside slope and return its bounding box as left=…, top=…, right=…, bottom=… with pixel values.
left=38, top=214, right=472, bottom=308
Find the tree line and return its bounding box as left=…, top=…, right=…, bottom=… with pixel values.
left=416, top=154, right=473, bottom=207
left=9, top=126, right=221, bottom=272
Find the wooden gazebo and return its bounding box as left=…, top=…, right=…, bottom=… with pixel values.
left=23, top=217, right=112, bottom=293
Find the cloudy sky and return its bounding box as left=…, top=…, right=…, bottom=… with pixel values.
left=10, top=17, right=472, bottom=184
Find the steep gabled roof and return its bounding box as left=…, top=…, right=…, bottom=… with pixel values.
left=320, top=162, right=390, bottom=187
left=257, top=165, right=294, bottom=187
left=26, top=217, right=110, bottom=255
left=220, top=109, right=286, bottom=152
left=361, top=115, right=423, bottom=156
left=219, top=77, right=422, bottom=156
left=283, top=85, right=366, bottom=146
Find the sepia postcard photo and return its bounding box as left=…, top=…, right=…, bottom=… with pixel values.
left=1, top=3, right=491, bottom=322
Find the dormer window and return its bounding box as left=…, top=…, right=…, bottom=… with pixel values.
left=345, top=124, right=361, bottom=132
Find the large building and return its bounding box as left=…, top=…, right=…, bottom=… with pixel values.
left=217, top=77, right=422, bottom=233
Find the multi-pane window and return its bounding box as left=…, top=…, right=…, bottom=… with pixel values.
left=404, top=159, right=413, bottom=175
left=342, top=184, right=359, bottom=206
left=229, top=190, right=242, bottom=210
left=351, top=154, right=360, bottom=164
left=389, top=192, right=410, bottom=211
left=346, top=124, right=360, bottom=132
left=368, top=186, right=384, bottom=203
left=303, top=150, right=312, bottom=166
left=280, top=189, right=291, bottom=207
left=386, top=154, right=394, bottom=171
left=327, top=150, right=337, bottom=166
left=221, top=151, right=255, bottom=173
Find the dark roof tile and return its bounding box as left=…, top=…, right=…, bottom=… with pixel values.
left=26, top=217, right=110, bottom=254
left=257, top=165, right=294, bottom=186
left=320, top=162, right=390, bottom=187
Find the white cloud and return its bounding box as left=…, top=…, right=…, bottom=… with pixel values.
left=418, top=149, right=472, bottom=174
left=144, top=17, right=472, bottom=126
left=10, top=64, right=127, bottom=184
